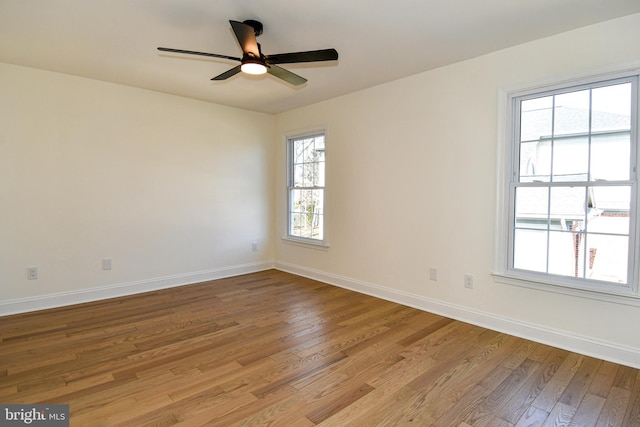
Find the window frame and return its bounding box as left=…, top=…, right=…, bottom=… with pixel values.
left=284, top=131, right=328, bottom=247
left=495, top=70, right=640, bottom=301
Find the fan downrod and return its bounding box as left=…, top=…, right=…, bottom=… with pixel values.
left=243, top=20, right=263, bottom=37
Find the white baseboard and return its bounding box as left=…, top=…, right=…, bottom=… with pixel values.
left=275, top=261, right=640, bottom=369
left=0, top=261, right=274, bottom=317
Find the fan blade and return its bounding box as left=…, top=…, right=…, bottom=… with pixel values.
left=229, top=20, right=260, bottom=57
left=268, top=65, right=307, bottom=86
left=267, top=48, right=338, bottom=64
left=157, top=47, right=240, bottom=62
left=211, top=65, right=242, bottom=81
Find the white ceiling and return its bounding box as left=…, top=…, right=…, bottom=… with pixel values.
left=2, top=1, right=640, bottom=114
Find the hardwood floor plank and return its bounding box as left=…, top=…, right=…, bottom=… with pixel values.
left=542, top=402, right=576, bottom=427
left=4, top=373, right=115, bottom=406
left=501, top=340, right=539, bottom=369
left=589, top=361, right=621, bottom=398
left=531, top=352, right=584, bottom=412
left=622, top=370, right=640, bottom=426
left=399, top=319, right=480, bottom=362
left=305, top=382, right=375, bottom=424
left=396, top=316, right=455, bottom=346
left=465, top=358, right=541, bottom=426
left=425, top=367, right=511, bottom=427
left=487, top=417, right=515, bottom=427
left=496, top=348, right=570, bottom=424
left=406, top=333, right=521, bottom=394
left=558, top=355, right=602, bottom=407
left=613, top=365, right=638, bottom=391
left=426, top=383, right=489, bottom=426
left=313, top=355, right=433, bottom=426
left=290, top=337, right=403, bottom=392
left=249, top=352, right=347, bottom=399
left=205, top=385, right=297, bottom=426
left=515, top=406, right=550, bottom=427
left=167, top=362, right=247, bottom=401
left=595, top=386, right=631, bottom=427
left=0, top=270, right=638, bottom=426
left=129, top=386, right=256, bottom=426
left=570, top=393, right=606, bottom=427
left=333, top=332, right=521, bottom=426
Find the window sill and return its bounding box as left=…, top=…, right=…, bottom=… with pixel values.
left=281, top=236, right=329, bottom=250
left=492, top=272, right=640, bottom=307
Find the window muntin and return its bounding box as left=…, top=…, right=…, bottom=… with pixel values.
left=508, top=76, right=638, bottom=294
left=287, top=133, right=326, bottom=244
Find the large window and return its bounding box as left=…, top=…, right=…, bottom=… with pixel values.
left=286, top=132, right=326, bottom=244
left=501, top=73, right=639, bottom=297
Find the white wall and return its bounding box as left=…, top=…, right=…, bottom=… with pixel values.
left=274, top=13, right=640, bottom=367
left=0, top=63, right=275, bottom=312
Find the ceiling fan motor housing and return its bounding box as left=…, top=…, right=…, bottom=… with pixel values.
left=243, top=20, right=263, bottom=37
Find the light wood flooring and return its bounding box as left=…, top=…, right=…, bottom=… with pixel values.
left=1, top=270, right=639, bottom=426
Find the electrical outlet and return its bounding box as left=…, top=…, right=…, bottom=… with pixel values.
left=429, top=268, right=438, bottom=281
left=27, top=267, right=38, bottom=280
left=464, top=274, right=474, bottom=289
left=103, top=258, right=113, bottom=270
left=251, top=241, right=258, bottom=252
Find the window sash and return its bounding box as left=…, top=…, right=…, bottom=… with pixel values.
left=286, top=133, right=326, bottom=244
left=507, top=180, right=636, bottom=289
left=505, top=74, right=639, bottom=296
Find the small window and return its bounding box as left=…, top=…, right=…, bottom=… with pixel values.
left=286, top=132, right=326, bottom=245
left=500, top=73, right=639, bottom=297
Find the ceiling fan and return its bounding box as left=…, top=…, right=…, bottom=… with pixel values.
left=158, top=20, right=339, bottom=86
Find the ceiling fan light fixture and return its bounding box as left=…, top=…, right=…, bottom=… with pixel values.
left=241, top=61, right=267, bottom=75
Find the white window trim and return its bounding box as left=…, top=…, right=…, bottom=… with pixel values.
left=494, top=68, right=640, bottom=305
left=282, top=129, right=329, bottom=248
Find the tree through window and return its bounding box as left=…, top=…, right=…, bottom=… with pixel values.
left=287, top=133, right=325, bottom=243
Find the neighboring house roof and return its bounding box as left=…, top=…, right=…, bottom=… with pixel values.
left=516, top=186, right=598, bottom=222
left=521, top=106, right=630, bottom=142
left=517, top=106, right=630, bottom=224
